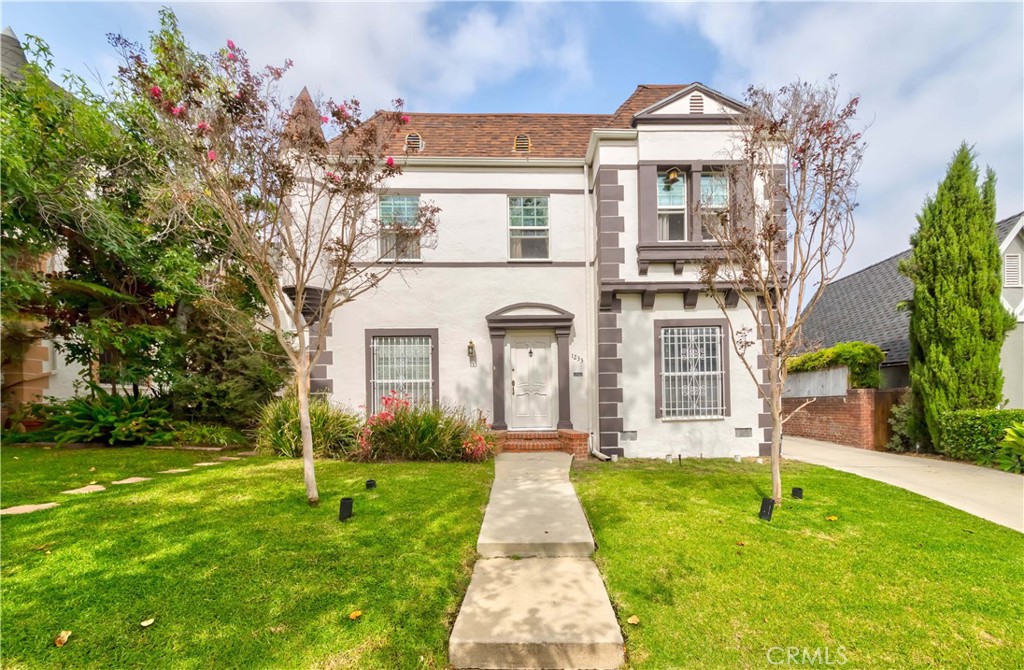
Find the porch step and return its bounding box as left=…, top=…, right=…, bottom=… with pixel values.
left=502, top=431, right=563, bottom=453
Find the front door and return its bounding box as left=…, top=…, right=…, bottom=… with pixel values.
left=508, top=332, right=556, bottom=430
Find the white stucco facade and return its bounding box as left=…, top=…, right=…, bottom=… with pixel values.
left=311, top=83, right=771, bottom=458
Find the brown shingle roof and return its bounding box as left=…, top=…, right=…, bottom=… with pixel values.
left=609, top=84, right=690, bottom=127
left=324, top=85, right=691, bottom=159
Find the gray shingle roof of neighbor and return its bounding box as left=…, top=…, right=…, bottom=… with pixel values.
left=799, top=211, right=1024, bottom=366
left=2, top=27, right=28, bottom=81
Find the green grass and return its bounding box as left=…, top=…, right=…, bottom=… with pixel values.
left=573, top=459, right=1024, bottom=670
left=1, top=447, right=493, bottom=669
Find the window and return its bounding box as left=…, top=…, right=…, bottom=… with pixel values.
left=700, top=172, right=730, bottom=240
left=659, top=324, right=726, bottom=419
left=379, top=194, right=421, bottom=260
left=368, top=333, right=435, bottom=414
left=1005, top=254, right=1022, bottom=287
left=509, top=196, right=549, bottom=259
left=657, top=171, right=687, bottom=241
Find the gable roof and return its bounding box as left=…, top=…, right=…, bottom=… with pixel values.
left=631, top=82, right=748, bottom=119
left=799, top=211, right=1024, bottom=365
left=608, top=84, right=690, bottom=126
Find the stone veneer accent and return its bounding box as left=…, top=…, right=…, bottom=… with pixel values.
left=595, top=168, right=625, bottom=457
left=308, top=320, right=334, bottom=394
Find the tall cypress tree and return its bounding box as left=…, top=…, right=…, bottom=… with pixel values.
left=900, top=144, right=1016, bottom=448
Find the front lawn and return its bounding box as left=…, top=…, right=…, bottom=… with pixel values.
left=1, top=447, right=492, bottom=669
left=573, top=459, right=1024, bottom=670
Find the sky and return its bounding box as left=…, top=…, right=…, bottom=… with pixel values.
left=4, top=1, right=1022, bottom=276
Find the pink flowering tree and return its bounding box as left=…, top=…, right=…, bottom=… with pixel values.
left=111, top=10, right=439, bottom=505
left=698, top=76, right=865, bottom=503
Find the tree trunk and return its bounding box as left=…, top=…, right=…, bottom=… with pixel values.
left=295, top=370, right=320, bottom=506
left=769, top=355, right=784, bottom=503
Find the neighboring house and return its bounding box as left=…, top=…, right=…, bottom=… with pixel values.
left=1, top=27, right=84, bottom=414
left=799, top=212, right=1024, bottom=408
left=300, top=83, right=774, bottom=458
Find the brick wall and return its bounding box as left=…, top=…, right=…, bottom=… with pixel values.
left=490, top=430, right=590, bottom=460
left=782, top=388, right=902, bottom=450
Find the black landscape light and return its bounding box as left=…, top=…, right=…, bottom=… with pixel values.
left=339, top=497, right=353, bottom=522
left=366, top=479, right=376, bottom=490
left=792, top=487, right=804, bottom=499
left=758, top=497, right=775, bottom=521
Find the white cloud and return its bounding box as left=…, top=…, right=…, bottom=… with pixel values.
left=135, top=2, right=591, bottom=112
left=656, top=2, right=1024, bottom=274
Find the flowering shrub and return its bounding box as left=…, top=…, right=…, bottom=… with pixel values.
left=357, top=392, right=494, bottom=462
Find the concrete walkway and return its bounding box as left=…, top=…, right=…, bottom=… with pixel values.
left=785, top=437, right=1024, bottom=532
left=450, top=452, right=624, bottom=669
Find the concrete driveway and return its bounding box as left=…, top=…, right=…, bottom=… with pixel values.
left=784, top=436, right=1024, bottom=532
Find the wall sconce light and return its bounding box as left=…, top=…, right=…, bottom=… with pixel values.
left=665, top=166, right=682, bottom=185
left=467, top=340, right=477, bottom=367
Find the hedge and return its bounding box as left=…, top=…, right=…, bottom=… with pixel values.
left=938, top=409, right=1024, bottom=463
left=786, top=341, right=885, bottom=389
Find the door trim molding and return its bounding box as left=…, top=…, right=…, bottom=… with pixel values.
left=486, top=303, right=574, bottom=431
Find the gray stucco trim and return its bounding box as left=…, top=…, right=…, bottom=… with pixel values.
left=364, top=328, right=440, bottom=414
left=633, top=114, right=740, bottom=126
left=486, top=303, right=575, bottom=431
left=653, top=318, right=732, bottom=420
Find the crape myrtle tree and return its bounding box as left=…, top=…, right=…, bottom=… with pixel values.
left=113, top=10, right=439, bottom=505
left=899, top=144, right=1015, bottom=449
left=699, top=76, right=865, bottom=503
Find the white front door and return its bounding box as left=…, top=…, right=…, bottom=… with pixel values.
left=508, top=332, right=556, bottom=430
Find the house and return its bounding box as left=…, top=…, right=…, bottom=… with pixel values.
left=301, top=83, right=773, bottom=459
left=799, top=212, right=1024, bottom=408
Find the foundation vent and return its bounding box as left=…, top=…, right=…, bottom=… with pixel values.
left=735, top=427, right=753, bottom=438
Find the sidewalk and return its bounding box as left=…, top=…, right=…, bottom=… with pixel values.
left=449, top=452, right=624, bottom=670
left=784, top=436, right=1024, bottom=532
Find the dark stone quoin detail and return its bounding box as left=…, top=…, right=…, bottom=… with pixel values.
left=595, top=168, right=626, bottom=457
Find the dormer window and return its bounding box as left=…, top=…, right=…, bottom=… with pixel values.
left=405, top=132, right=423, bottom=152
left=689, top=93, right=704, bottom=114
left=513, top=134, right=531, bottom=153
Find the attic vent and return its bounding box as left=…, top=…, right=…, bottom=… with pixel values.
left=1006, top=253, right=1022, bottom=287
left=405, top=132, right=423, bottom=152
left=689, top=93, right=704, bottom=114
left=513, top=134, right=531, bottom=153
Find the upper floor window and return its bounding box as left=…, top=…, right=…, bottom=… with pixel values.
left=700, top=172, right=730, bottom=240
left=379, top=194, right=421, bottom=260
left=509, top=196, right=549, bottom=259
left=658, top=170, right=687, bottom=241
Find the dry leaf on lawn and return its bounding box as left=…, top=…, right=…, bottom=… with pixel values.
left=140, top=619, right=155, bottom=628
left=826, top=515, right=838, bottom=522
left=54, top=631, right=72, bottom=647
left=89, top=467, right=97, bottom=472
left=349, top=610, right=362, bottom=620
left=736, top=541, right=746, bottom=546
left=627, top=615, right=640, bottom=625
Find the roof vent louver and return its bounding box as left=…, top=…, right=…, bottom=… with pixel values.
left=690, top=93, right=704, bottom=114
left=405, top=132, right=423, bottom=152
left=513, top=133, right=531, bottom=153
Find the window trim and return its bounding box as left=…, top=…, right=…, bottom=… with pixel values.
left=656, top=170, right=688, bottom=242
left=654, top=318, right=731, bottom=420
left=378, top=194, right=423, bottom=262
left=364, top=328, right=439, bottom=414
left=1004, top=253, right=1022, bottom=288
left=507, top=194, right=550, bottom=261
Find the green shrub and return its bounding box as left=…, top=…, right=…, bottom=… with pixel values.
left=255, top=395, right=361, bottom=459
left=787, top=341, right=885, bottom=389
left=991, top=422, right=1024, bottom=474
left=885, top=390, right=916, bottom=452
left=174, top=423, right=248, bottom=448
left=46, top=390, right=176, bottom=446
left=357, top=394, right=493, bottom=462
left=938, top=409, right=1024, bottom=463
